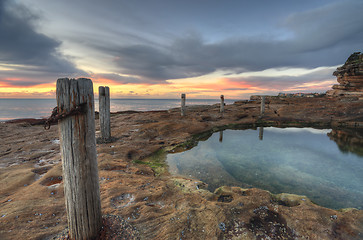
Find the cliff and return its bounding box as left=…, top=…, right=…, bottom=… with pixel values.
left=327, top=52, right=363, bottom=97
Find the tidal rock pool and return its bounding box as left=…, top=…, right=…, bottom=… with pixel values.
left=167, top=127, right=363, bottom=209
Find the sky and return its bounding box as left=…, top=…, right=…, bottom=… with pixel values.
left=0, top=0, right=362, bottom=99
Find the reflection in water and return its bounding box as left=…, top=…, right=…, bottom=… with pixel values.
left=328, top=128, right=363, bottom=156
left=259, top=127, right=264, bottom=140
left=219, top=131, right=223, bottom=142
left=167, top=127, right=363, bottom=209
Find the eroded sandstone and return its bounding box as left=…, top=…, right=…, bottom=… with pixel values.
left=1, top=94, right=363, bottom=239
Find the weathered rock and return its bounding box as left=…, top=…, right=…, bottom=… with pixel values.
left=327, top=52, right=363, bottom=97
left=1, top=97, right=363, bottom=239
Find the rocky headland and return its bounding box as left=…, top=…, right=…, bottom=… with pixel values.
left=1, top=54, right=363, bottom=239
left=327, top=52, right=363, bottom=98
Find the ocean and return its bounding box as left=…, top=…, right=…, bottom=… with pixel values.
left=0, top=98, right=238, bottom=121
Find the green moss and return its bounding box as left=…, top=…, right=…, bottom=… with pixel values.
left=133, top=148, right=168, bottom=176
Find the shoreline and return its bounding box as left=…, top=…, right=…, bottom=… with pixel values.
left=1, top=97, right=363, bottom=239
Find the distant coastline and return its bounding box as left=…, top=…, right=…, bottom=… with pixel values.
left=0, top=98, right=239, bottom=121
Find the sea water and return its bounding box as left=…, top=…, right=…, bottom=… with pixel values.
left=167, top=127, right=363, bottom=209
left=0, top=98, right=237, bottom=121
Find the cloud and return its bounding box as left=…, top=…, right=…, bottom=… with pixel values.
left=222, top=88, right=251, bottom=91
left=92, top=73, right=145, bottom=84
left=0, top=0, right=85, bottom=84
left=0, top=79, right=44, bottom=87
left=102, top=0, right=362, bottom=82
left=227, top=67, right=336, bottom=93
left=283, top=0, right=363, bottom=53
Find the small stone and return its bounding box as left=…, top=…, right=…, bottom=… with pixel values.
left=330, top=215, right=338, bottom=220
left=219, top=222, right=226, bottom=231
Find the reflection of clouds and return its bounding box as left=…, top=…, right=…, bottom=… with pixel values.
left=265, top=127, right=331, bottom=135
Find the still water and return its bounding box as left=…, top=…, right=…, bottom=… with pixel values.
left=167, top=127, right=363, bottom=209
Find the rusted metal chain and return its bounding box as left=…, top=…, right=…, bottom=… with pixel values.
left=44, top=103, right=86, bottom=130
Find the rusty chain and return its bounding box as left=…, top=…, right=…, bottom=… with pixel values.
left=44, top=103, right=87, bottom=130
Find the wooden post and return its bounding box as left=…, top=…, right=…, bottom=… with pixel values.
left=99, top=86, right=111, bottom=140
left=220, top=95, right=225, bottom=113
left=260, top=96, right=265, bottom=115
left=219, top=130, right=223, bottom=142
left=57, top=78, right=102, bottom=240
left=181, top=93, right=186, bottom=116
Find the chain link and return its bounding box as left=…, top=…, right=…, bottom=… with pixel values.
left=44, top=103, right=86, bottom=130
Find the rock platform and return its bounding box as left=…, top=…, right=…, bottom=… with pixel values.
left=1, top=95, right=363, bottom=239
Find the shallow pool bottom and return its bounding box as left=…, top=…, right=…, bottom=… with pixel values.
left=167, top=127, right=363, bottom=210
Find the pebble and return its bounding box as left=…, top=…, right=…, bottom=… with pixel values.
left=219, top=222, right=226, bottom=231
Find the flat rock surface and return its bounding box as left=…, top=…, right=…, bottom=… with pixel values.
left=1, top=98, right=363, bottom=239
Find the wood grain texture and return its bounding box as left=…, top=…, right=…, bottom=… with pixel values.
left=57, top=78, right=102, bottom=240
left=99, top=86, right=111, bottom=140
left=220, top=95, right=225, bottom=113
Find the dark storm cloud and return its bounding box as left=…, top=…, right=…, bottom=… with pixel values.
left=0, top=0, right=84, bottom=80
left=107, top=0, right=362, bottom=82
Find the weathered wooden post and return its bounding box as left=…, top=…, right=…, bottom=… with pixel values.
left=219, top=130, right=223, bottom=142
left=260, top=96, right=266, bottom=115
left=99, top=86, right=111, bottom=141
left=57, top=78, right=102, bottom=240
left=220, top=95, right=225, bottom=113
left=181, top=93, right=186, bottom=116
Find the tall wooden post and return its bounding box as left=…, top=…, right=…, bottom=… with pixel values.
left=181, top=93, right=186, bottom=116
left=220, top=95, right=225, bottom=113
left=57, top=78, right=102, bottom=240
left=99, top=86, right=111, bottom=140
left=260, top=96, right=265, bottom=115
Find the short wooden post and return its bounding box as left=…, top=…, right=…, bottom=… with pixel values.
left=99, top=86, right=111, bottom=140
left=260, top=96, right=265, bottom=115
left=220, top=95, right=225, bottom=113
left=57, top=78, right=102, bottom=240
left=181, top=93, right=186, bottom=116
left=219, top=131, right=223, bottom=142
